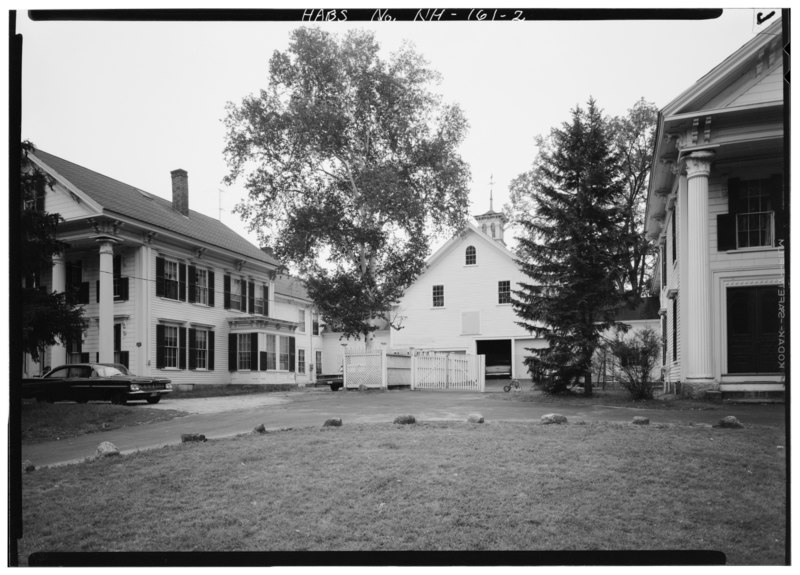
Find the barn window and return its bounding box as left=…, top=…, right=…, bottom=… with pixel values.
left=465, top=246, right=476, bottom=265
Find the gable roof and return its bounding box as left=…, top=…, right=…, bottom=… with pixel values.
left=32, top=149, right=280, bottom=266
left=426, top=222, right=516, bottom=269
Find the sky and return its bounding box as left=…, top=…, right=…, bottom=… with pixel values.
left=12, top=4, right=781, bottom=252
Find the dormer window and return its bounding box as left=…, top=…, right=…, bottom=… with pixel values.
left=465, top=246, right=476, bottom=265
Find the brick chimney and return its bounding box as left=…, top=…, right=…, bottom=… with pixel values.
left=170, top=169, right=189, bottom=216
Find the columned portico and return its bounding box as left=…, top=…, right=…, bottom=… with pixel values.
left=683, top=150, right=716, bottom=390
left=50, top=253, right=67, bottom=366
left=96, top=237, right=119, bottom=363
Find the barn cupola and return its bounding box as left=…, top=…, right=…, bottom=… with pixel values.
left=474, top=176, right=507, bottom=246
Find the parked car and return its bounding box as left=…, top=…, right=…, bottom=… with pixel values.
left=316, top=371, right=344, bottom=391
left=485, top=363, right=512, bottom=379
left=22, top=363, right=172, bottom=405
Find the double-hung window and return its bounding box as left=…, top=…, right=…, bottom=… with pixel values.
left=164, top=260, right=180, bottom=300
left=195, top=269, right=209, bottom=305
left=163, top=325, right=179, bottom=368
left=279, top=336, right=291, bottom=371
left=718, top=175, right=783, bottom=251
left=498, top=281, right=511, bottom=304
left=237, top=333, right=251, bottom=370
left=297, top=349, right=306, bottom=374
left=230, top=278, right=242, bottom=310
left=265, top=335, right=277, bottom=370
left=432, top=285, right=444, bottom=307
left=465, top=246, right=476, bottom=265
left=194, top=329, right=208, bottom=369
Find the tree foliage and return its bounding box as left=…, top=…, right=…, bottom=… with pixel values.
left=223, top=28, right=471, bottom=342
left=20, top=141, right=86, bottom=362
left=511, top=99, right=629, bottom=396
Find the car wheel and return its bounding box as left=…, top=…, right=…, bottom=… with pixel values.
left=146, top=396, right=161, bottom=404
left=111, top=393, right=127, bottom=406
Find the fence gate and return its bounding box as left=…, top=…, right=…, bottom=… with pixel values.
left=344, top=350, right=384, bottom=389
left=411, top=352, right=485, bottom=392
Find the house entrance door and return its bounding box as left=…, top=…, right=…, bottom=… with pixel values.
left=726, top=285, right=780, bottom=374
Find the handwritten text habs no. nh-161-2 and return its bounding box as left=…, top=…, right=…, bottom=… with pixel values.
left=301, top=9, right=527, bottom=22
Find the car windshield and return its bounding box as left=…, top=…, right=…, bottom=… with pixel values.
left=94, top=365, right=130, bottom=377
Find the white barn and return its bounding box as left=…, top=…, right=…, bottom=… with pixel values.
left=390, top=204, right=545, bottom=379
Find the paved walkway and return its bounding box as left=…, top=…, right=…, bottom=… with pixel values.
left=19, top=388, right=786, bottom=469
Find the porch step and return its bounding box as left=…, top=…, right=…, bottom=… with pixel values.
left=720, top=389, right=785, bottom=404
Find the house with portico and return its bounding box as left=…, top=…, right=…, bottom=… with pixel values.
left=23, top=149, right=324, bottom=388
left=644, top=19, right=786, bottom=399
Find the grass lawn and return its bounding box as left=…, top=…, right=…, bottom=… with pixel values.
left=18, top=420, right=787, bottom=565
left=20, top=400, right=186, bottom=444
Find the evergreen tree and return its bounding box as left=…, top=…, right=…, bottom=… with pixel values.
left=511, top=99, right=628, bottom=396
left=20, top=141, right=86, bottom=363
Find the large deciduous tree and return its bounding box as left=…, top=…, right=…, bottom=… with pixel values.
left=224, top=28, right=471, bottom=345
left=20, top=141, right=86, bottom=362
left=608, top=98, right=659, bottom=298
left=511, top=99, right=629, bottom=396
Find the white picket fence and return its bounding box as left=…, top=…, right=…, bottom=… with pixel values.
left=342, top=347, right=485, bottom=392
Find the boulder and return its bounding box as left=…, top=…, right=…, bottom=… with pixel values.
left=253, top=424, right=266, bottom=434
left=96, top=441, right=120, bottom=458
left=394, top=415, right=416, bottom=425
left=715, top=416, right=744, bottom=429
left=541, top=413, right=567, bottom=425
left=181, top=433, right=207, bottom=443
left=359, top=384, right=369, bottom=391
left=467, top=413, right=484, bottom=424
left=632, top=416, right=650, bottom=425
left=22, top=460, right=35, bottom=473
left=323, top=418, right=343, bottom=427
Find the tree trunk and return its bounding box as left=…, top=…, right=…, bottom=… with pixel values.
left=584, top=369, right=593, bottom=397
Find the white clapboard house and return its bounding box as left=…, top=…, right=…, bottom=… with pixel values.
left=23, top=150, right=325, bottom=388
left=644, top=18, right=786, bottom=399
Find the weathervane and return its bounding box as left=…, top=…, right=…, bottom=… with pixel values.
left=489, top=174, right=495, bottom=211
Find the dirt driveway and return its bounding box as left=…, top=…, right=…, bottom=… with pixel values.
left=20, top=387, right=786, bottom=469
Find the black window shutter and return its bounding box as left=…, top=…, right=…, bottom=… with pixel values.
left=727, top=178, right=744, bottom=214
left=65, top=261, right=74, bottom=291
left=289, top=337, right=296, bottom=373
left=224, top=275, right=231, bottom=309
left=118, top=277, right=129, bottom=301
left=241, top=280, right=248, bottom=312
left=250, top=333, right=259, bottom=371
left=208, top=331, right=215, bottom=371
left=119, top=351, right=129, bottom=369
left=248, top=282, right=255, bottom=313
left=179, top=264, right=187, bottom=302
left=228, top=333, right=237, bottom=371
left=113, top=255, right=121, bottom=278
left=259, top=351, right=268, bottom=371
left=155, top=257, right=165, bottom=297
left=96, top=280, right=100, bottom=303
left=208, top=271, right=215, bottom=307
left=263, top=285, right=269, bottom=316
left=717, top=214, right=736, bottom=251
left=188, top=328, right=197, bottom=370
left=770, top=174, right=784, bottom=243
left=188, top=266, right=197, bottom=303
left=114, top=324, right=121, bottom=351
left=179, top=327, right=187, bottom=369
left=156, top=324, right=165, bottom=369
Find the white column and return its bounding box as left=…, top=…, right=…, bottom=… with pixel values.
left=683, top=151, right=715, bottom=384
left=50, top=253, right=67, bottom=366
left=97, top=238, right=117, bottom=363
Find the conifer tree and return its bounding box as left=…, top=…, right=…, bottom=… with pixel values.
left=511, top=99, right=629, bottom=396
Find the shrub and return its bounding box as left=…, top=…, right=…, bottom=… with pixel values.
left=605, top=327, right=661, bottom=400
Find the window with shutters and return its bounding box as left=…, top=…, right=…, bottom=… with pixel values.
left=195, top=269, right=209, bottom=305
left=194, top=329, right=208, bottom=369
left=279, top=335, right=291, bottom=370
left=237, top=333, right=251, bottom=370
left=112, top=255, right=129, bottom=301
left=255, top=284, right=267, bottom=315
left=736, top=182, right=774, bottom=248
left=231, top=278, right=243, bottom=310
left=265, top=334, right=277, bottom=370
left=164, top=260, right=180, bottom=300
left=163, top=325, right=179, bottom=368
left=718, top=176, right=783, bottom=251
left=297, top=309, right=306, bottom=332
